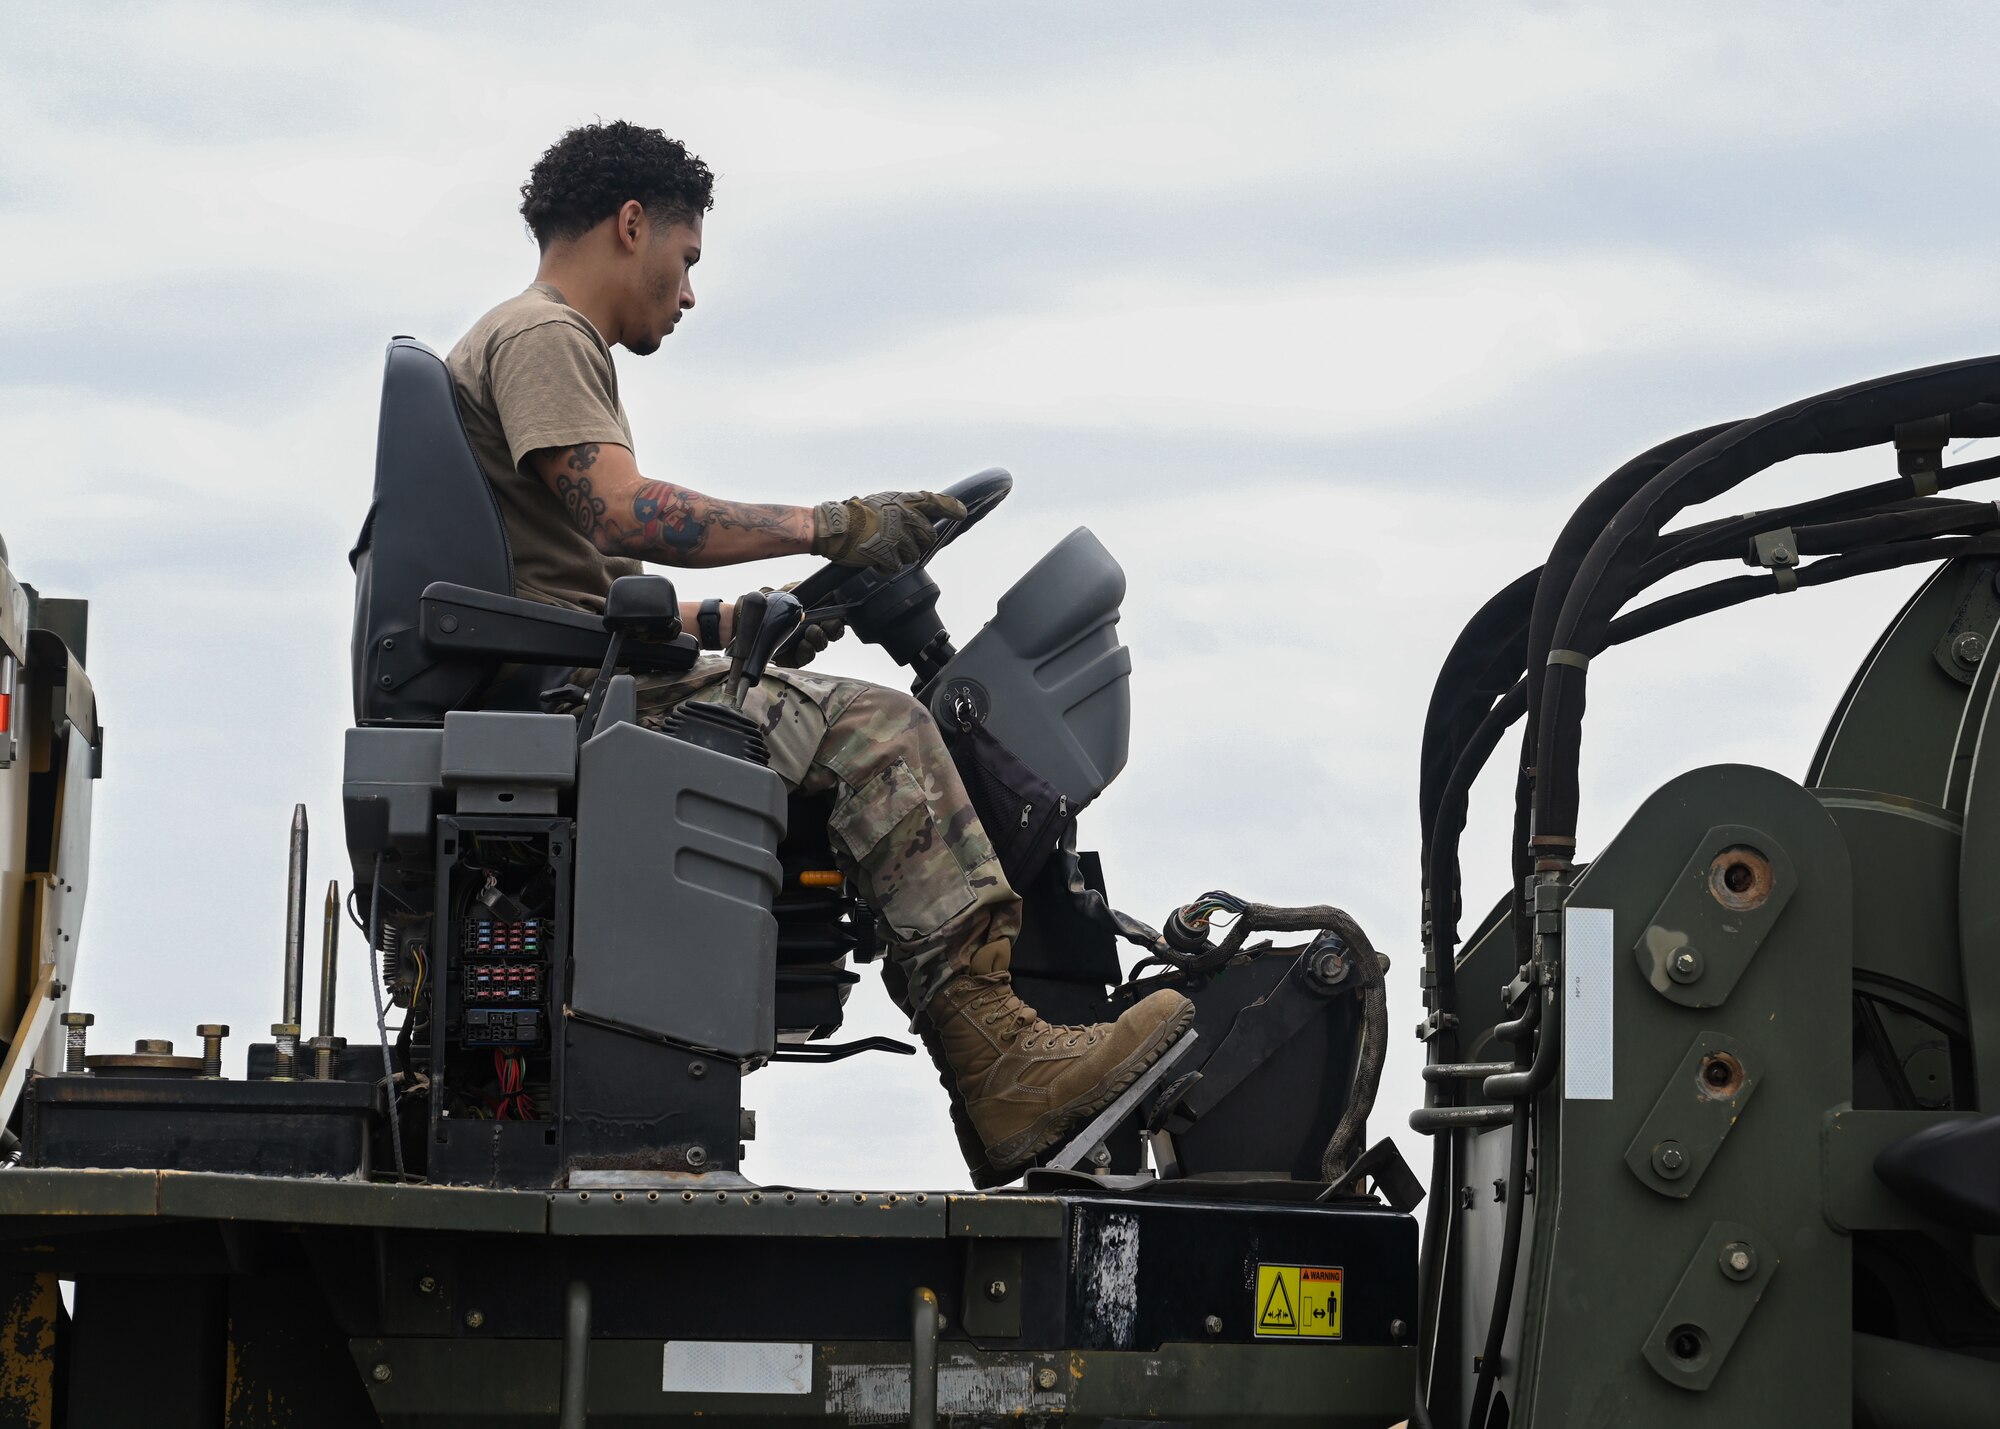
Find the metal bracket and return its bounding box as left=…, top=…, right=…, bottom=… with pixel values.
left=1640, top=1220, right=1777, bottom=1391
left=1633, top=826, right=1795, bottom=1009
left=1750, top=527, right=1798, bottom=568
left=959, top=1240, right=1024, bottom=1338
left=1623, top=1030, right=1760, bottom=1199
left=1322, top=1137, right=1427, bottom=1211
left=1930, top=558, right=2000, bottom=687
left=1897, top=415, right=1950, bottom=496
left=1749, top=529, right=1800, bottom=591
left=1415, top=1009, right=1459, bottom=1042
left=769, top=1036, right=916, bottom=1063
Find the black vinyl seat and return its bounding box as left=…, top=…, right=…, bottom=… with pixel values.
left=349, top=338, right=694, bottom=724
left=347, top=337, right=854, bottom=1043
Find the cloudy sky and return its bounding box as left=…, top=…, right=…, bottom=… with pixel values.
left=5, top=1, right=1996, bottom=1190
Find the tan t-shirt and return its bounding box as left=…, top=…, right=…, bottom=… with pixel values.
left=445, top=282, right=644, bottom=612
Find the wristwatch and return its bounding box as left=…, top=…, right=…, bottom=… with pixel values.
left=698, top=597, right=723, bottom=651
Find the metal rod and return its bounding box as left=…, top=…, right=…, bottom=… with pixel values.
left=559, top=1280, right=592, bottom=1429
left=317, top=881, right=339, bottom=1039
left=281, top=803, right=308, bottom=1026
left=1408, top=1104, right=1513, bottom=1134
left=910, top=1287, right=939, bottom=1429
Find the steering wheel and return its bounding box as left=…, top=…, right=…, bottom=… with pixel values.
left=785, top=468, right=1013, bottom=616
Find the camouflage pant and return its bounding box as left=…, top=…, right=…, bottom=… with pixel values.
left=633, top=659, right=1020, bottom=1017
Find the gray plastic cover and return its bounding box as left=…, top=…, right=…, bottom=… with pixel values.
left=930, top=527, right=1132, bottom=805
left=570, top=719, right=786, bottom=1061
left=342, top=725, right=443, bottom=882
left=440, top=710, right=575, bottom=814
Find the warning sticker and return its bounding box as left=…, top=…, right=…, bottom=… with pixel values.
left=1255, top=1264, right=1342, bottom=1339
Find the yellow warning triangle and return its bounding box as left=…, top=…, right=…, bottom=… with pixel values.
left=1259, top=1276, right=1297, bottom=1329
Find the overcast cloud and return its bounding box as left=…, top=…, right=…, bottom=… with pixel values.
left=3, top=1, right=1994, bottom=1189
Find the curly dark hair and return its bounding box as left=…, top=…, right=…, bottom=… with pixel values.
left=519, top=121, right=715, bottom=249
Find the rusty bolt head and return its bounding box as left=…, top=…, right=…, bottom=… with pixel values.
left=60, top=1012, right=93, bottom=1028
left=135, top=1039, right=173, bottom=1055
left=464, top=1309, right=484, bottom=1329
left=1204, top=1314, right=1224, bottom=1336
left=196, top=1024, right=229, bottom=1038
left=371, top=1363, right=392, bottom=1383
left=1036, top=1366, right=1059, bottom=1391
left=986, top=1279, right=1009, bottom=1302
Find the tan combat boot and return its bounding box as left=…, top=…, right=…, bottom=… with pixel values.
left=927, top=947, right=1195, bottom=1178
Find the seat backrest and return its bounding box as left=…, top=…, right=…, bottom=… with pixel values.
left=350, top=338, right=515, bottom=723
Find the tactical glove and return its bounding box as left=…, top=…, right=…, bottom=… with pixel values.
left=811, top=491, right=968, bottom=574
left=766, top=581, right=847, bottom=668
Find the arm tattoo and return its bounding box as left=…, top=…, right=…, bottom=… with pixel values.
left=618, top=482, right=802, bottom=562
left=554, top=445, right=606, bottom=538
left=542, top=443, right=804, bottom=563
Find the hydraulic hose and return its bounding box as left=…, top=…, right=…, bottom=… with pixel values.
left=1418, top=465, right=2000, bottom=1429
left=1535, top=359, right=2000, bottom=858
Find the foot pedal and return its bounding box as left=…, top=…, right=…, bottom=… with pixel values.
left=1044, top=1031, right=1199, bottom=1172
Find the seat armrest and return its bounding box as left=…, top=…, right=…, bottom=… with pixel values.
left=419, top=582, right=697, bottom=672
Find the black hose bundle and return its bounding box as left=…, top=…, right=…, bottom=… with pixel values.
left=1412, top=363, right=2000, bottom=1429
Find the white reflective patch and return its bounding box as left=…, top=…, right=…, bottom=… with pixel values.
left=662, top=1340, right=812, bottom=1395
left=1563, top=906, right=1615, bottom=1101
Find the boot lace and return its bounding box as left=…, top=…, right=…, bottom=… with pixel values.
left=964, top=981, right=1099, bottom=1053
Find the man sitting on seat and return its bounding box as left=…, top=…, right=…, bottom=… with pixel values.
left=443, top=119, right=1190, bottom=1178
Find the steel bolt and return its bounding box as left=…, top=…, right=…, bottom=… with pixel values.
left=309, top=1034, right=345, bottom=1081
left=60, top=1012, right=94, bottom=1073
left=136, top=1038, right=173, bottom=1056
left=1652, top=1141, right=1688, bottom=1179
left=685, top=1144, right=708, bottom=1168
left=986, top=1279, right=1009, bottom=1302
left=196, top=1024, right=229, bottom=1079
left=416, top=1275, right=437, bottom=1295
left=1203, top=1314, right=1224, bottom=1337
left=438, top=615, right=458, bottom=634
left=1955, top=631, right=1986, bottom=668
left=371, top=1363, right=392, bottom=1383
left=1036, top=1366, right=1059, bottom=1391
left=1668, top=947, right=1704, bottom=984
left=464, top=1309, right=484, bottom=1329
left=270, top=1022, right=301, bottom=1082
left=1719, top=1241, right=1757, bottom=1281
left=1088, top=1144, right=1112, bottom=1168
left=688, top=1059, right=707, bottom=1079
left=1391, top=1318, right=1411, bottom=1342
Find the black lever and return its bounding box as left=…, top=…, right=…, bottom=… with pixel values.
left=725, top=590, right=767, bottom=705
left=729, top=591, right=806, bottom=705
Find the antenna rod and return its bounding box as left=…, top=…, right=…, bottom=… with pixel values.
left=272, top=803, right=308, bottom=1080
left=317, top=880, right=340, bottom=1040
left=282, top=803, right=308, bottom=1026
